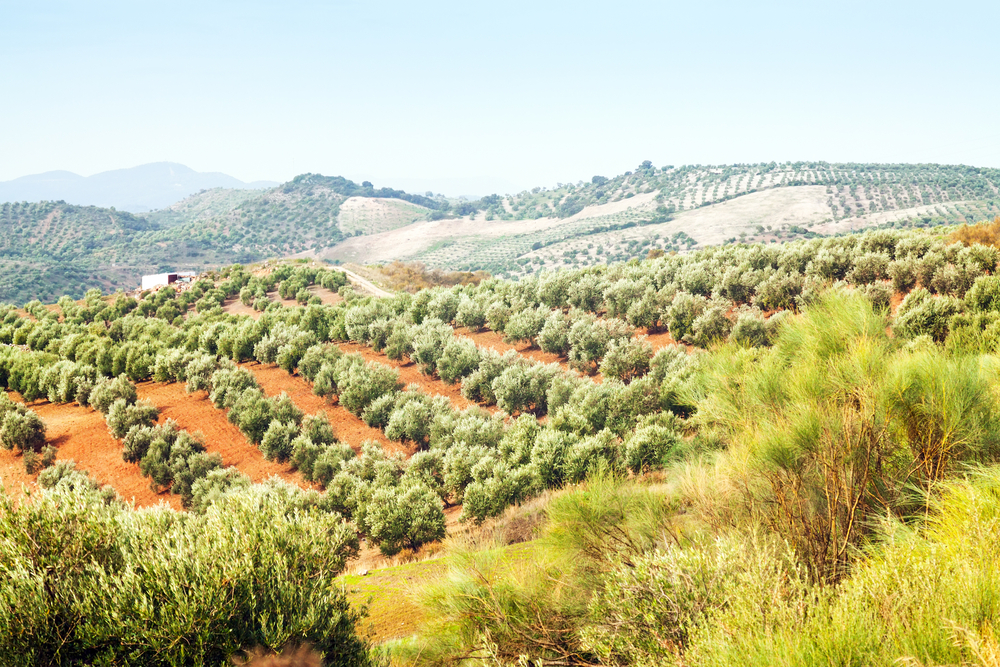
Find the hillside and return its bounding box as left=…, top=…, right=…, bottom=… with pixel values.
left=318, top=162, right=1000, bottom=275
left=1, top=162, right=998, bottom=305
left=5, top=223, right=1000, bottom=664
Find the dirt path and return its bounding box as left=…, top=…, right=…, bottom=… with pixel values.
left=2, top=391, right=180, bottom=509
left=136, top=382, right=311, bottom=488
left=340, top=267, right=393, bottom=298
left=335, top=342, right=488, bottom=412
left=240, top=362, right=410, bottom=457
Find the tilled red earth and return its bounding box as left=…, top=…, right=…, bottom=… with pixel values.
left=1, top=391, right=180, bottom=509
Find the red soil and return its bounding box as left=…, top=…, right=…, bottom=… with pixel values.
left=455, top=328, right=566, bottom=366
left=240, top=362, right=411, bottom=458
left=1, top=391, right=180, bottom=509
left=335, top=342, right=486, bottom=412
left=136, top=382, right=311, bottom=488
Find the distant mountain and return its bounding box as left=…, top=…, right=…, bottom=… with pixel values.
left=0, top=162, right=277, bottom=212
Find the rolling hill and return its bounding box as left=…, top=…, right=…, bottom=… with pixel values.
left=0, top=162, right=277, bottom=212
left=1, top=162, right=998, bottom=304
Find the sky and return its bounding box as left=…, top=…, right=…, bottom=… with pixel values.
left=2, top=0, right=999, bottom=197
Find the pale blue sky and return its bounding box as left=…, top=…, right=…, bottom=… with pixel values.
left=2, top=0, right=998, bottom=196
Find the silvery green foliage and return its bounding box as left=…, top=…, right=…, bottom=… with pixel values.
left=729, top=308, right=771, bottom=347
left=538, top=310, right=571, bottom=355
left=427, top=289, right=461, bottom=323
left=486, top=300, right=513, bottom=333
left=455, top=295, right=488, bottom=331
left=567, top=272, right=607, bottom=312
left=624, top=418, right=681, bottom=473
left=564, top=429, right=620, bottom=482
left=461, top=458, right=540, bottom=523
left=184, top=353, right=222, bottom=393
left=685, top=300, right=733, bottom=349
left=604, top=278, right=651, bottom=319
left=337, top=360, right=402, bottom=416
left=385, top=321, right=415, bottom=360
left=461, top=348, right=520, bottom=404
left=894, top=287, right=965, bottom=341
left=600, top=335, right=654, bottom=381
left=430, top=406, right=505, bottom=452
left=0, top=407, right=45, bottom=453
left=915, top=251, right=946, bottom=290
left=888, top=256, right=918, bottom=293
left=344, top=301, right=381, bottom=342
left=437, top=337, right=482, bottom=384
left=492, top=362, right=561, bottom=416
left=410, top=317, right=455, bottom=375
left=666, top=292, right=706, bottom=342
left=503, top=306, right=549, bottom=346
left=846, top=252, right=890, bottom=285
left=188, top=466, right=252, bottom=514
left=260, top=420, right=300, bottom=462
left=106, top=398, right=158, bottom=440
left=360, top=482, right=446, bottom=556
left=0, top=480, right=368, bottom=665
left=442, top=442, right=492, bottom=503
left=806, top=246, right=854, bottom=281
left=401, top=450, right=445, bottom=499
left=567, top=314, right=634, bottom=375
left=537, top=271, right=575, bottom=309
left=386, top=391, right=449, bottom=446
left=965, top=275, right=1000, bottom=313
left=625, top=287, right=662, bottom=330
left=753, top=270, right=804, bottom=312
left=929, top=261, right=977, bottom=298
left=530, top=429, right=579, bottom=488
left=310, top=443, right=356, bottom=488
left=209, top=366, right=259, bottom=409
left=89, top=374, right=137, bottom=414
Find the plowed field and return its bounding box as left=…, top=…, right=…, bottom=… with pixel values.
left=335, top=343, right=486, bottom=412
left=456, top=328, right=566, bottom=367
left=2, top=391, right=179, bottom=509
left=240, top=363, right=411, bottom=457
left=136, top=382, right=310, bottom=487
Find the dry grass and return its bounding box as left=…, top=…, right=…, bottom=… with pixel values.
left=371, top=261, right=489, bottom=293
left=951, top=216, right=1000, bottom=248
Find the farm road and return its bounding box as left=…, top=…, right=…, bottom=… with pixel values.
left=341, top=267, right=392, bottom=298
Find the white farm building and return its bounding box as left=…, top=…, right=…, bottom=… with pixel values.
left=140, top=272, right=198, bottom=291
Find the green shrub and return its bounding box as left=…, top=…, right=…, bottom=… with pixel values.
left=260, top=420, right=300, bottom=462
left=599, top=336, right=653, bottom=382
left=538, top=310, right=571, bottom=355
left=623, top=420, right=681, bottom=473
left=894, top=287, right=964, bottom=341
left=0, top=482, right=369, bottom=666
left=360, top=482, right=446, bottom=556
left=0, top=409, right=45, bottom=453
left=437, top=337, right=481, bottom=384
left=106, top=398, right=159, bottom=440
left=89, top=374, right=137, bottom=414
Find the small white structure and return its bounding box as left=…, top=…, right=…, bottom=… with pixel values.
left=140, top=271, right=198, bottom=291
left=141, top=273, right=178, bottom=290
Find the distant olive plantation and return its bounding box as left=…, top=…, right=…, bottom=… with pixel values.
left=2, top=162, right=998, bottom=305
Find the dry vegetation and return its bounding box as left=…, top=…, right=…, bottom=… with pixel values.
left=368, top=260, right=490, bottom=293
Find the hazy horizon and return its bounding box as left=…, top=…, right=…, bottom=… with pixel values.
left=3, top=0, right=999, bottom=196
